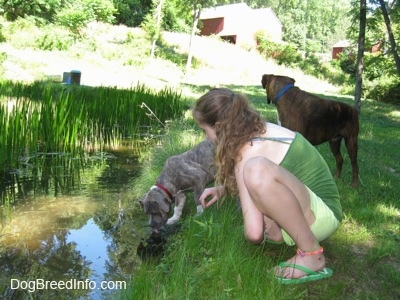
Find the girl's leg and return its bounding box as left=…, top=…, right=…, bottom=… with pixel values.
left=242, top=156, right=325, bottom=278
left=263, top=216, right=283, bottom=243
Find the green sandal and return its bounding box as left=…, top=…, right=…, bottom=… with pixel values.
left=275, top=262, right=333, bottom=284
left=262, top=239, right=284, bottom=245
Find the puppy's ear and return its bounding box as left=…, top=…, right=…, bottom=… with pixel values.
left=289, top=77, right=295, bottom=84
left=139, top=197, right=149, bottom=214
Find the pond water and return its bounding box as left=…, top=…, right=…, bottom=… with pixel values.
left=0, top=145, right=152, bottom=300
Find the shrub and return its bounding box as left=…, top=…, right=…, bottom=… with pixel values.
left=112, top=0, right=151, bottom=27
left=338, top=50, right=356, bottom=77
left=381, top=83, right=400, bottom=105
left=56, top=5, right=92, bottom=37
left=55, top=0, right=116, bottom=37
left=276, top=44, right=302, bottom=67
left=256, top=30, right=303, bottom=67
left=34, top=26, right=74, bottom=51
left=2, top=17, right=42, bottom=48
left=0, top=51, right=6, bottom=78
left=5, top=16, right=38, bottom=35
left=363, top=53, right=397, bottom=81
left=255, top=31, right=281, bottom=59
left=82, top=0, right=116, bottom=23
left=366, top=76, right=400, bottom=105
left=0, top=21, right=5, bottom=42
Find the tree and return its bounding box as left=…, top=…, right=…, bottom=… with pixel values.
left=150, top=0, right=164, bottom=59
left=377, top=0, right=400, bottom=76
left=185, top=0, right=203, bottom=75
left=184, top=0, right=230, bottom=75
left=0, top=0, right=65, bottom=22
left=354, top=0, right=367, bottom=114
left=141, top=0, right=164, bottom=59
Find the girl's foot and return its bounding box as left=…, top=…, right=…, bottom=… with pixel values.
left=275, top=246, right=326, bottom=278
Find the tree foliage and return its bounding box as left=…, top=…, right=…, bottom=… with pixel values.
left=112, top=0, right=152, bottom=27
left=55, top=0, right=116, bottom=36
left=264, top=0, right=352, bottom=53
left=0, top=0, right=66, bottom=22
left=345, top=0, right=400, bottom=104
left=0, top=0, right=116, bottom=25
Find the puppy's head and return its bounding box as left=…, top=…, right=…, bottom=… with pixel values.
left=140, top=188, right=170, bottom=230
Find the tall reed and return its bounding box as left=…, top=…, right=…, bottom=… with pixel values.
left=0, top=81, right=184, bottom=204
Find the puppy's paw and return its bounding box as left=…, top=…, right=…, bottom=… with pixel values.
left=195, top=205, right=204, bottom=216
left=166, top=216, right=179, bottom=225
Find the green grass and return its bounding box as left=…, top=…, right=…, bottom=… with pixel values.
left=123, top=87, right=400, bottom=300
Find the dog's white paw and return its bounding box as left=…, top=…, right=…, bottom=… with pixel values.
left=166, top=217, right=179, bottom=225
left=195, top=205, right=204, bottom=217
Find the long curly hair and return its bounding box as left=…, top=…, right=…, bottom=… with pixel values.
left=193, top=88, right=266, bottom=196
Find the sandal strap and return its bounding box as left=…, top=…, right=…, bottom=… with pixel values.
left=297, top=246, right=324, bottom=257
left=278, top=262, right=318, bottom=275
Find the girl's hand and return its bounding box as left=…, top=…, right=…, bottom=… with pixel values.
left=199, top=187, right=221, bottom=208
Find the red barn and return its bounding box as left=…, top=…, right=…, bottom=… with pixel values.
left=199, top=3, right=282, bottom=49
left=332, top=40, right=351, bottom=59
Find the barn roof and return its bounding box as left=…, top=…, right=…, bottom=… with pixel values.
left=332, top=40, right=351, bottom=48
left=200, top=3, right=250, bottom=19
left=200, top=3, right=282, bottom=29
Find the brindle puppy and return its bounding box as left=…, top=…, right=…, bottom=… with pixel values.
left=261, top=74, right=359, bottom=188
left=140, top=139, right=215, bottom=230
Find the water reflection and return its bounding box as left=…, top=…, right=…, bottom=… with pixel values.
left=66, top=218, right=118, bottom=300
left=0, top=147, right=151, bottom=299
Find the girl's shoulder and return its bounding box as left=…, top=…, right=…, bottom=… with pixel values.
left=265, top=122, right=295, bottom=139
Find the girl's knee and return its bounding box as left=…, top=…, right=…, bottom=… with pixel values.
left=244, top=227, right=264, bottom=244
left=243, top=157, right=276, bottom=190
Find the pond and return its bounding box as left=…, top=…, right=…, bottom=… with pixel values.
left=0, top=144, right=152, bottom=300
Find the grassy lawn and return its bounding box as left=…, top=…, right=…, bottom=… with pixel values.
left=125, top=85, right=400, bottom=300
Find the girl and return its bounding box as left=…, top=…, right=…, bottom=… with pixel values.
left=192, top=88, right=342, bottom=284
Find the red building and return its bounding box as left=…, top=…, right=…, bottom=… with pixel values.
left=332, top=40, right=351, bottom=60
left=199, top=3, right=282, bottom=49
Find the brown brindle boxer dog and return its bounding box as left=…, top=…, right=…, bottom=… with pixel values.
left=261, top=74, right=359, bottom=188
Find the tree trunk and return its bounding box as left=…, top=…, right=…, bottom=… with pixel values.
left=150, top=0, right=164, bottom=60
left=185, top=5, right=201, bottom=76
left=354, top=0, right=366, bottom=114
left=378, top=0, right=400, bottom=76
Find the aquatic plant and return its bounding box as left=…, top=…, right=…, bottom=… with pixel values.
left=0, top=80, right=184, bottom=204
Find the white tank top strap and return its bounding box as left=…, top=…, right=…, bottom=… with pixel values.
left=249, top=137, right=294, bottom=144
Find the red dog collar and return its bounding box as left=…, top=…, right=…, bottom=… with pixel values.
left=155, top=183, right=174, bottom=203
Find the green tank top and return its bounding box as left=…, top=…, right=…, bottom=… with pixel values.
left=250, top=133, right=342, bottom=221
